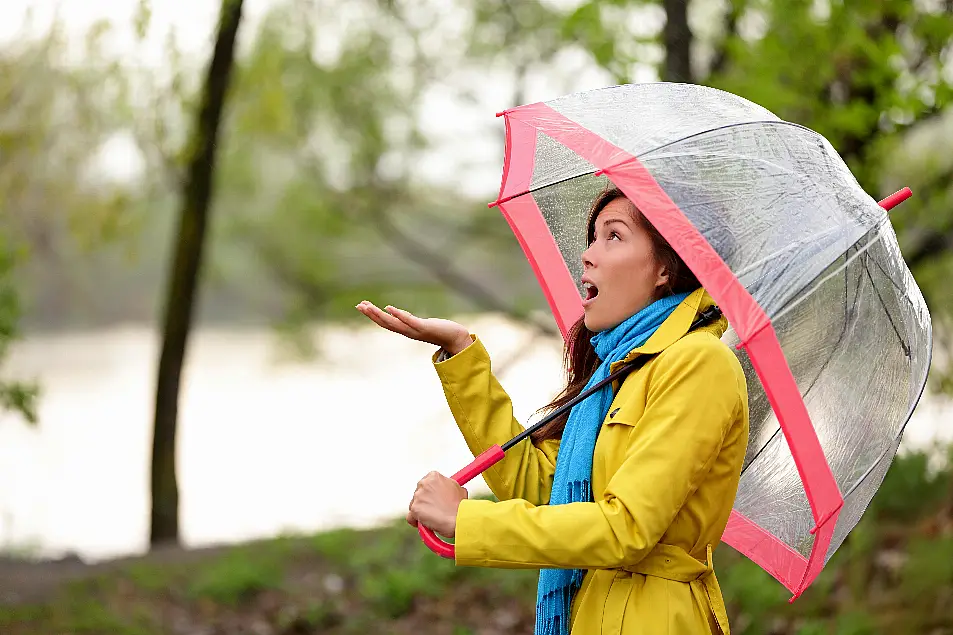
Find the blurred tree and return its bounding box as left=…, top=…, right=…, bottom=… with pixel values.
left=150, top=0, right=245, bottom=546
left=0, top=236, right=37, bottom=424
left=209, top=0, right=559, bottom=347
left=0, top=17, right=137, bottom=420
left=0, top=22, right=134, bottom=254
left=2, top=0, right=949, bottom=390
left=545, top=0, right=953, bottom=389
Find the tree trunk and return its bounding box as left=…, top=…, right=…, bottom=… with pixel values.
left=662, top=0, right=693, bottom=83
left=150, top=0, right=244, bottom=547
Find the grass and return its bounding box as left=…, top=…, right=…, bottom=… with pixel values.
left=0, top=448, right=949, bottom=635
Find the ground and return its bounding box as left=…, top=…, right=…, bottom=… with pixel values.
left=0, top=448, right=950, bottom=635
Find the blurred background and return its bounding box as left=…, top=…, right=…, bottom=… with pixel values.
left=0, top=0, right=951, bottom=633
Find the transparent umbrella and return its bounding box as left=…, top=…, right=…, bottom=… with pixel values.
left=454, top=82, right=932, bottom=600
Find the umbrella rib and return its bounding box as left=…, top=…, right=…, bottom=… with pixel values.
left=492, top=169, right=603, bottom=207
left=864, top=237, right=926, bottom=331
left=842, top=318, right=934, bottom=501
left=635, top=119, right=821, bottom=162
left=865, top=251, right=912, bottom=299
left=740, top=250, right=863, bottom=478
left=861, top=253, right=911, bottom=358
left=742, top=233, right=921, bottom=511
left=768, top=229, right=882, bottom=326
left=642, top=150, right=802, bottom=179
left=841, top=441, right=899, bottom=500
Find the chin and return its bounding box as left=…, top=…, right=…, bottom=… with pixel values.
left=583, top=313, right=608, bottom=333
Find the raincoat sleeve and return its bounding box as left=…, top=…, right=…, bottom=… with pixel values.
left=433, top=335, right=560, bottom=506
left=453, top=336, right=742, bottom=569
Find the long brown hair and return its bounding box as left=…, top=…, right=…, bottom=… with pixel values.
left=530, top=186, right=700, bottom=443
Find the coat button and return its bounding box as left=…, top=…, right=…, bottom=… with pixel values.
left=609, top=408, right=620, bottom=418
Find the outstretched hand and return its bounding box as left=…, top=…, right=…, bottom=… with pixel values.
left=355, top=301, right=472, bottom=355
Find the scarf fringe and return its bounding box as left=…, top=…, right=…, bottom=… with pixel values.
left=536, top=480, right=590, bottom=635
left=535, top=577, right=584, bottom=635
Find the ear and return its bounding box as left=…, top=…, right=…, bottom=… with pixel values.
left=655, top=265, right=670, bottom=290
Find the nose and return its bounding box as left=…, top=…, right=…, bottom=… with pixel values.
left=582, top=243, right=595, bottom=269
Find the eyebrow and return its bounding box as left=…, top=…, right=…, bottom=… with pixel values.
left=599, top=218, right=631, bottom=231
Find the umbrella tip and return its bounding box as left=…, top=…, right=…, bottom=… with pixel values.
left=878, top=187, right=912, bottom=211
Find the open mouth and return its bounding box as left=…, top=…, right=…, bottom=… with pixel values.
left=583, top=282, right=599, bottom=302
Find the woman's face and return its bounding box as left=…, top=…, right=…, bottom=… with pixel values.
left=581, top=197, right=668, bottom=332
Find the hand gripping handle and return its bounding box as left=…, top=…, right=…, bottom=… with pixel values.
left=417, top=444, right=506, bottom=558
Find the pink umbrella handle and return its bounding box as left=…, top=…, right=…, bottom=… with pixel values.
left=417, top=444, right=506, bottom=558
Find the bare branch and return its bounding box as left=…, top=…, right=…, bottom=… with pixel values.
left=288, top=150, right=561, bottom=338
left=367, top=204, right=560, bottom=338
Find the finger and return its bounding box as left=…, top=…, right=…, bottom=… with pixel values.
left=355, top=300, right=377, bottom=316
left=356, top=302, right=387, bottom=323
left=386, top=306, right=424, bottom=329
left=406, top=509, right=418, bottom=527
left=383, top=305, right=426, bottom=337
left=362, top=304, right=417, bottom=337
left=361, top=308, right=395, bottom=332
left=373, top=306, right=419, bottom=336
left=359, top=302, right=394, bottom=324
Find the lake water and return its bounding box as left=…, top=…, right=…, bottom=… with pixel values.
left=0, top=318, right=949, bottom=562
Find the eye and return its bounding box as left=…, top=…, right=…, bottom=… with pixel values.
left=608, top=230, right=621, bottom=241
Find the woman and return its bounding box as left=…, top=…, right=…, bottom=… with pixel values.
left=356, top=186, right=749, bottom=634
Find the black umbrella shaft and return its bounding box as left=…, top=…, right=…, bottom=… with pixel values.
left=500, top=306, right=722, bottom=452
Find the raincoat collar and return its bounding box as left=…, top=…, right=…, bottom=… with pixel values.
left=609, top=287, right=727, bottom=373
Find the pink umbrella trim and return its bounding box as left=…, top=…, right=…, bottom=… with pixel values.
left=487, top=101, right=869, bottom=600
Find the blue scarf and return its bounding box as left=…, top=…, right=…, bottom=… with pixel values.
left=535, top=291, right=691, bottom=635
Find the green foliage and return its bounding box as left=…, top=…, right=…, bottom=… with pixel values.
left=552, top=0, right=953, bottom=387
left=0, top=234, right=37, bottom=424
left=0, top=3, right=949, bottom=632
left=357, top=540, right=462, bottom=618
left=0, top=577, right=158, bottom=635
left=276, top=599, right=343, bottom=631
left=3, top=0, right=950, bottom=385
left=315, top=519, right=463, bottom=618
left=0, top=13, right=146, bottom=332
left=54, top=600, right=151, bottom=635
left=867, top=445, right=951, bottom=520
left=186, top=547, right=288, bottom=606
left=901, top=536, right=953, bottom=598
left=190, top=0, right=543, bottom=342
left=1, top=446, right=950, bottom=634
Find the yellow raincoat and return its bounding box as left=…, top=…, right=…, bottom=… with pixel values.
left=432, top=288, right=748, bottom=634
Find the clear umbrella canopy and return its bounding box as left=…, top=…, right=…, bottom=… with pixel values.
left=489, top=83, right=932, bottom=598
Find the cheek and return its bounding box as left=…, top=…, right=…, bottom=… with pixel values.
left=620, top=250, right=658, bottom=283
